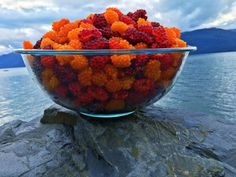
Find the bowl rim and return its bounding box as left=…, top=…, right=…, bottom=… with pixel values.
left=14, top=46, right=197, bottom=56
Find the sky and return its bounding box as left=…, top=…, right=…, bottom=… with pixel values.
left=0, top=0, right=236, bottom=53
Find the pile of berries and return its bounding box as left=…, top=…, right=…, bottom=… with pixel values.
left=23, top=7, right=187, bottom=114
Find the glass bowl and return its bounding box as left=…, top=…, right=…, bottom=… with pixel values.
left=15, top=47, right=196, bottom=118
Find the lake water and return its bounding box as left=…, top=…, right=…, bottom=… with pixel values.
left=0, top=52, right=236, bottom=125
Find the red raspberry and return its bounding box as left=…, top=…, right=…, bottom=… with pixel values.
left=42, top=45, right=53, bottom=50
left=68, top=82, right=81, bottom=96
left=99, top=27, right=113, bottom=39
left=79, top=28, right=102, bottom=43
left=93, top=14, right=108, bottom=29
left=151, top=22, right=160, bottom=27
left=54, top=85, right=68, bottom=97
left=113, top=90, right=128, bottom=100
left=124, top=68, right=136, bottom=76
left=88, top=86, right=109, bottom=101
left=126, top=91, right=145, bottom=105
left=109, top=39, right=120, bottom=49
left=79, top=92, right=94, bottom=105
left=157, top=54, right=174, bottom=71
left=134, top=79, right=154, bottom=94
left=90, top=56, right=110, bottom=70
left=83, top=38, right=109, bottom=49
left=112, top=31, right=121, bottom=37
left=120, top=15, right=136, bottom=25
left=139, top=25, right=153, bottom=35
left=152, top=26, right=169, bottom=48
left=53, top=64, right=76, bottom=83
left=132, top=54, right=149, bottom=73
left=123, top=27, right=154, bottom=45
left=40, top=56, right=56, bottom=68
left=127, top=9, right=147, bottom=21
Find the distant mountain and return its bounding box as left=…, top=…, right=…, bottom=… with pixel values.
left=182, top=28, right=236, bottom=54
left=230, top=29, right=236, bottom=33
left=0, top=53, right=25, bottom=68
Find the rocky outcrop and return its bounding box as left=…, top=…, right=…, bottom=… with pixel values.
left=0, top=104, right=236, bottom=177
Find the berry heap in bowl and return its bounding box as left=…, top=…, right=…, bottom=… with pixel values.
left=16, top=7, right=196, bottom=118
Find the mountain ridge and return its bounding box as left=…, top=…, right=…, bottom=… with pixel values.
left=181, top=27, right=236, bottom=54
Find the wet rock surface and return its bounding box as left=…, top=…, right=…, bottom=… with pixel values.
left=0, top=104, right=236, bottom=177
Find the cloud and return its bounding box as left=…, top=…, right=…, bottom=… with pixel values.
left=0, top=0, right=235, bottom=52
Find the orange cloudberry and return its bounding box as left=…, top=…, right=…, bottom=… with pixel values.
left=111, top=21, right=129, bottom=34
left=165, top=27, right=177, bottom=46
left=105, top=79, right=122, bottom=93
left=70, top=55, right=88, bottom=70
left=78, top=67, right=93, bottom=86
left=135, top=42, right=148, bottom=49
left=137, top=18, right=151, bottom=27
left=86, top=13, right=95, bottom=21
left=55, top=45, right=74, bottom=65
left=48, top=76, right=60, bottom=90
left=105, top=99, right=125, bottom=111
left=44, top=31, right=58, bottom=41
left=52, top=18, right=70, bottom=32
left=109, top=37, right=133, bottom=49
left=23, top=40, right=33, bottom=49
left=111, top=55, right=132, bottom=68
left=104, top=64, right=118, bottom=80
left=172, top=27, right=181, bottom=38
left=144, top=60, right=161, bottom=81
left=92, top=72, right=108, bottom=86
left=79, top=22, right=94, bottom=29
left=104, top=9, right=119, bottom=24
left=161, top=67, right=176, bottom=80
left=57, top=22, right=78, bottom=44
left=41, top=68, right=53, bottom=79
left=121, top=77, right=135, bottom=90
left=52, top=43, right=63, bottom=50
left=40, top=38, right=55, bottom=49
left=176, top=38, right=187, bottom=47
left=106, top=7, right=123, bottom=17
left=68, top=28, right=80, bottom=41
left=69, top=40, right=82, bottom=49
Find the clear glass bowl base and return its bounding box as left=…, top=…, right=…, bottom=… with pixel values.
left=79, top=111, right=135, bottom=118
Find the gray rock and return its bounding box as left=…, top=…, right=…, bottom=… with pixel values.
left=0, top=105, right=236, bottom=177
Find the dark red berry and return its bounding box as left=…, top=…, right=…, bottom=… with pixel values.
left=120, top=15, right=136, bottom=25
left=68, top=82, right=81, bottom=96
left=113, top=90, right=128, bottom=100
left=90, top=56, right=110, bottom=70
left=83, top=38, right=109, bottom=49
left=139, top=25, right=153, bottom=35
left=33, top=38, right=42, bottom=49
left=152, top=26, right=169, bottom=48
left=79, top=28, right=102, bottom=43
left=99, top=27, right=113, bottom=39
left=151, top=22, right=160, bottom=27
left=123, top=27, right=154, bottom=45
left=54, top=85, right=68, bottom=97
left=158, top=54, right=174, bottom=71
left=88, top=86, right=109, bottom=102
left=93, top=14, right=108, bottom=29
left=127, top=9, right=147, bottom=21
left=53, top=64, right=76, bottom=83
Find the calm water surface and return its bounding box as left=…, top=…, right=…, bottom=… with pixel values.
left=0, top=51, right=236, bottom=125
